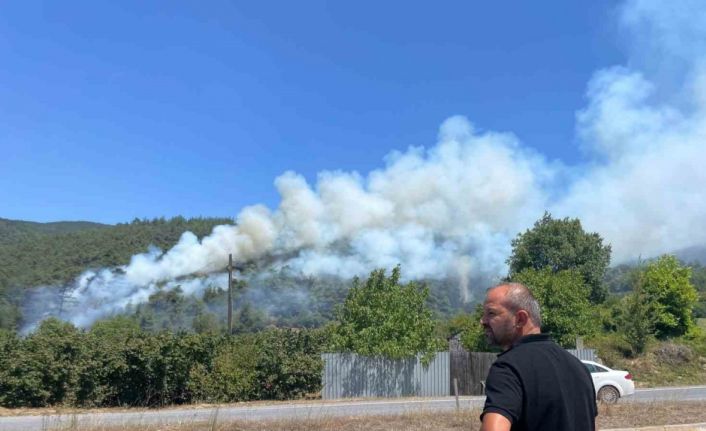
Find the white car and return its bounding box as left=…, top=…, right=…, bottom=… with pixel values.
left=581, top=360, right=635, bottom=403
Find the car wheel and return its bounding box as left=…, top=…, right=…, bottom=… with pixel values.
left=597, top=386, right=620, bottom=404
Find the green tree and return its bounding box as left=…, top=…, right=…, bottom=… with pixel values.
left=330, top=266, right=442, bottom=362
left=233, top=302, right=267, bottom=334
left=688, top=263, right=706, bottom=318
left=604, top=264, right=638, bottom=295
left=515, top=268, right=598, bottom=347
left=620, top=271, right=653, bottom=355
left=642, top=255, right=698, bottom=339
left=192, top=312, right=222, bottom=334
left=441, top=307, right=494, bottom=352
left=0, top=286, right=20, bottom=331
left=508, top=212, right=611, bottom=303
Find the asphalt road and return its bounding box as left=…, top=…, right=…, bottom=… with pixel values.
left=3, top=386, right=706, bottom=431
left=629, top=385, right=706, bottom=402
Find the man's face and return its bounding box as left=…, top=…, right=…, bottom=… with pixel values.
left=480, top=287, right=518, bottom=351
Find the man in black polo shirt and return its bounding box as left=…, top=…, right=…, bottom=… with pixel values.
left=479, top=283, right=597, bottom=431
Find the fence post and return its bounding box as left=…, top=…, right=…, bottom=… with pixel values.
left=454, top=378, right=460, bottom=411
left=576, top=337, right=584, bottom=349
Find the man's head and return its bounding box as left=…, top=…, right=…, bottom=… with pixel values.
left=480, top=282, right=542, bottom=351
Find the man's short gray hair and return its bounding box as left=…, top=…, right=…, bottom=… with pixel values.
left=492, top=282, right=542, bottom=328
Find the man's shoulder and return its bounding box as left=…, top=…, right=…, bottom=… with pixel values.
left=497, top=336, right=580, bottom=370
left=501, top=335, right=558, bottom=358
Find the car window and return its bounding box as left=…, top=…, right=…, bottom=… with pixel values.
left=594, top=365, right=609, bottom=373
left=583, top=363, right=597, bottom=372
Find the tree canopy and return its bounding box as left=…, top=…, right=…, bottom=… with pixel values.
left=508, top=212, right=611, bottom=303
left=641, top=255, right=698, bottom=339
left=0, top=216, right=234, bottom=291
left=514, top=268, right=598, bottom=347
left=620, top=270, right=652, bottom=355
left=330, top=266, right=442, bottom=361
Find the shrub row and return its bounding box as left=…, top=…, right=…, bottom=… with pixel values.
left=0, top=318, right=325, bottom=408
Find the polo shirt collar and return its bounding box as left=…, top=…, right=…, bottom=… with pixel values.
left=498, top=333, right=552, bottom=356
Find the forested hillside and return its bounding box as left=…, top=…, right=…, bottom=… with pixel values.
left=2, top=215, right=705, bottom=334
left=0, top=216, right=470, bottom=333
left=0, top=216, right=234, bottom=289
left=1, top=213, right=706, bottom=408
left=0, top=218, right=110, bottom=243
left=0, top=217, right=234, bottom=330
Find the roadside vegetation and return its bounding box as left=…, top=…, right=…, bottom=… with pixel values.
left=0, top=323, right=326, bottom=408
left=589, top=329, right=706, bottom=387
left=0, top=213, right=705, bottom=409
left=454, top=214, right=706, bottom=391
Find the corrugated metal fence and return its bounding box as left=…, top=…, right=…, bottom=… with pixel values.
left=450, top=351, right=498, bottom=395
left=322, top=348, right=596, bottom=399
left=321, top=352, right=449, bottom=399
left=567, top=349, right=597, bottom=361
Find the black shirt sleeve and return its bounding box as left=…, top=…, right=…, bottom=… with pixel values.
left=584, top=366, right=599, bottom=418
left=481, top=361, right=523, bottom=425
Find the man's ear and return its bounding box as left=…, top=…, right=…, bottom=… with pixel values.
left=515, top=309, right=529, bottom=327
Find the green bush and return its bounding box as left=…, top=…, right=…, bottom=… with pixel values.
left=0, top=324, right=325, bottom=408
left=253, top=328, right=325, bottom=400
left=586, top=332, right=635, bottom=368
left=188, top=337, right=258, bottom=402
left=681, top=326, right=706, bottom=357
left=0, top=319, right=85, bottom=407
left=113, top=332, right=217, bottom=406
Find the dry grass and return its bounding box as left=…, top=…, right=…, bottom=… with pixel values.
left=35, top=410, right=480, bottom=431
left=617, top=353, right=706, bottom=388
left=35, top=401, right=706, bottom=431
left=597, top=401, right=706, bottom=429
left=0, top=397, right=428, bottom=417
left=590, top=335, right=706, bottom=388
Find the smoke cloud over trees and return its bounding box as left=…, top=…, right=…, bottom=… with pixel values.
left=5, top=0, right=706, bottom=329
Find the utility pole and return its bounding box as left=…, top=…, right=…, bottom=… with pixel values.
left=57, top=284, right=78, bottom=320
left=227, top=253, right=233, bottom=334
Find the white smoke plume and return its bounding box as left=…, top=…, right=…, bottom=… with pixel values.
left=553, top=0, right=706, bottom=261
left=38, top=119, right=551, bottom=329
left=113, top=115, right=553, bottom=289
left=25, top=0, right=706, bottom=328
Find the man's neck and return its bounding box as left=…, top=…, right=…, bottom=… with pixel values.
left=502, top=327, right=542, bottom=351
left=523, top=327, right=541, bottom=337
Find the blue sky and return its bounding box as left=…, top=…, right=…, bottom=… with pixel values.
left=1, top=1, right=628, bottom=224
